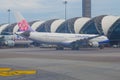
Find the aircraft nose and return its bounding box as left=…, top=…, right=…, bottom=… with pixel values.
left=103, top=36, right=109, bottom=43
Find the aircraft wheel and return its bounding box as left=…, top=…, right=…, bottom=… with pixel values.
left=71, top=47, right=79, bottom=50
left=56, top=47, right=64, bottom=50
left=99, top=45, right=104, bottom=49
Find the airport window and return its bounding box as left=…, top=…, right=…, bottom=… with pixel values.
left=56, top=23, right=70, bottom=33
left=36, top=24, right=46, bottom=32
left=80, top=22, right=99, bottom=34
left=110, top=25, right=120, bottom=40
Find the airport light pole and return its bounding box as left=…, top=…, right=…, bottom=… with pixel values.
left=8, top=9, right=11, bottom=24
left=63, top=0, right=67, bottom=20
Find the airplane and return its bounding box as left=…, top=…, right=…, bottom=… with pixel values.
left=14, top=12, right=109, bottom=50
left=0, top=34, right=15, bottom=47
left=13, top=34, right=33, bottom=46
left=0, top=32, right=33, bottom=47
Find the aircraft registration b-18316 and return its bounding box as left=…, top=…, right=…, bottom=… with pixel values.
left=14, top=12, right=109, bottom=50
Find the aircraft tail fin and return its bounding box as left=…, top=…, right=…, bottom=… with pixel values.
left=14, top=11, right=34, bottom=32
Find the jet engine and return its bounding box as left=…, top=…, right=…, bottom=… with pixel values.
left=4, top=40, right=15, bottom=47
left=89, top=41, right=99, bottom=47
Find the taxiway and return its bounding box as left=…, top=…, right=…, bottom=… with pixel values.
left=0, top=48, right=120, bottom=80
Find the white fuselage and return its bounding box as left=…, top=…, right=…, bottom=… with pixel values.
left=27, top=32, right=109, bottom=46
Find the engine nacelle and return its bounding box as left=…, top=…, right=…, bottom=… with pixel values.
left=4, top=40, right=15, bottom=47
left=89, top=41, right=99, bottom=47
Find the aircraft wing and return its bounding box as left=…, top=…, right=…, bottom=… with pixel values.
left=72, top=35, right=100, bottom=43
left=67, top=35, right=101, bottom=48
left=85, top=35, right=100, bottom=40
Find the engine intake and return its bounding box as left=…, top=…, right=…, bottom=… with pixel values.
left=89, top=41, right=99, bottom=47
left=4, top=40, right=15, bottom=47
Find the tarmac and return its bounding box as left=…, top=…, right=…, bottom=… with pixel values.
left=0, top=47, right=120, bottom=80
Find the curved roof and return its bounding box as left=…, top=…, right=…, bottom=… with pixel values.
left=102, top=16, right=120, bottom=35
left=13, top=21, right=40, bottom=33
left=2, top=23, right=17, bottom=33
left=51, top=19, right=65, bottom=33
left=79, top=15, right=108, bottom=35
left=31, top=21, right=45, bottom=31
left=74, top=17, right=90, bottom=34
left=13, top=24, right=19, bottom=34
left=56, top=17, right=79, bottom=33
left=36, top=19, right=58, bottom=32
left=0, top=24, right=9, bottom=34
left=0, top=15, right=120, bottom=44
left=29, top=21, right=39, bottom=26
left=80, top=18, right=99, bottom=34
left=107, top=18, right=120, bottom=39
left=94, top=15, right=107, bottom=35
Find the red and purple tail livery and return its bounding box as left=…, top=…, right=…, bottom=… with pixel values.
left=18, top=19, right=29, bottom=31
left=14, top=11, right=34, bottom=32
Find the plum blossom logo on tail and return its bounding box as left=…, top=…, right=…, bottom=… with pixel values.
left=18, top=19, right=29, bottom=31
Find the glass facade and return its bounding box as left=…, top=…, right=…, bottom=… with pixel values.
left=94, top=15, right=106, bottom=35
left=107, top=19, right=120, bottom=42
left=29, top=21, right=39, bottom=26
left=1, top=23, right=17, bottom=34
left=80, top=15, right=107, bottom=35
left=56, top=17, right=79, bottom=33
left=36, top=19, right=57, bottom=32
left=80, top=19, right=99, bottom=34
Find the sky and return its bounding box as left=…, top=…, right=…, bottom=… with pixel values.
left=0, top=0, right=120, bottom=24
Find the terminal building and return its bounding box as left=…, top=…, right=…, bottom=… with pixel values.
left=0, top=15, right=120, bottom=46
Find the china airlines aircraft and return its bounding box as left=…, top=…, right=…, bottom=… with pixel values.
left=0, top=33, right=32, bottom=47
left=14, top=12, right=109, bottom=50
